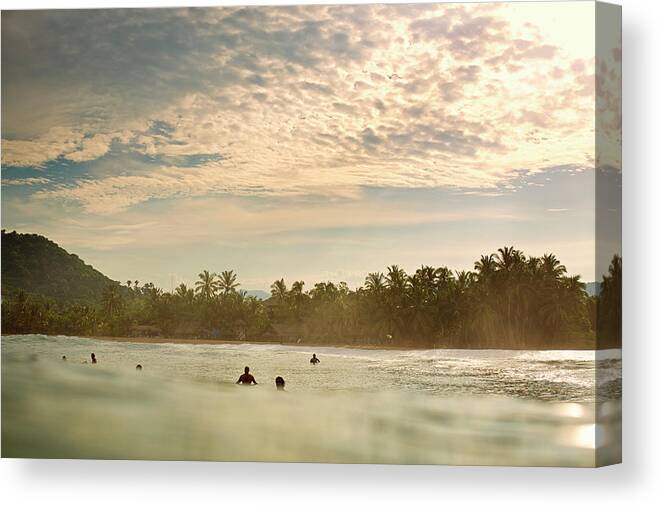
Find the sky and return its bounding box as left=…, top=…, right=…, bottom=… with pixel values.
left=1, top=2, right=621, bottom=291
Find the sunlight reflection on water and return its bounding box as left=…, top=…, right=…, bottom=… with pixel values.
left=1, top=335, right=621, bottom=466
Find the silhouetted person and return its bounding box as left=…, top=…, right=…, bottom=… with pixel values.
left=275, top=376, right=285, bottom=391
left=310, top=353, right=320, bottom=364
left=62, top=355, right=67, bottom=361
left=91, top=353, right=97, bottom=364
left=236, top=366, right=257, bottom=385
left=136, top=364, right=142, bottom=371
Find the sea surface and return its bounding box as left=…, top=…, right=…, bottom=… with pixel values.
left=1, top=334, right=621, bottom=466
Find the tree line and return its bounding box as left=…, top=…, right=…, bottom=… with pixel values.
left=1, top=247, right=622, bottom=349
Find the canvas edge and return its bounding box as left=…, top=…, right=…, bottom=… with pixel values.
left=594, top=0, right=622, bottom=468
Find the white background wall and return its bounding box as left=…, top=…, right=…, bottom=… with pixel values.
left=1, top=0, right=658, bottom=505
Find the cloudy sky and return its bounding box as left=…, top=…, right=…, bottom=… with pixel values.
left=1, top=2, right=619, bottom=290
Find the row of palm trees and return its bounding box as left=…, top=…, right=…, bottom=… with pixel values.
left=261, top=247, right=600, bottom=348
left=1, top=248, right=621, bottom=349
left=122, top=269, right=240, bottom=301
left=193, top=270, right=240, bottom=299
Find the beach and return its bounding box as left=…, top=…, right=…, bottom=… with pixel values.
left=84, top=334, right=599, bottom=351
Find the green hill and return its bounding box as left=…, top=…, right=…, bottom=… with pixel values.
left=1, top=230, right=123, bottom=304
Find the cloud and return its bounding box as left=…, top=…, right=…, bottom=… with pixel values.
left=1, top=128, right=130, bottom=167
left=596, top=6, right=621, bottom=172
left=17, top=188, right=526, bottom=252
left=2, top=128, right=84, bottom=167
left=3, top=3, right=597, bottom=213
left=2, top=165, right=598, bottom=288
left=1, top=176, right=51, bottom=186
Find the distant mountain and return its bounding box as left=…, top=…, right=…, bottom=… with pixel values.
left=1, top=230, right=125, bottom=304
left=585, top=282, right=601, bottom=297
left=245, top=290, right=270, bottom=300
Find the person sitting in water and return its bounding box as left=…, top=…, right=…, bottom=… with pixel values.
left=136, top=364, right=143, bottom=371
left=236, top=366, right=257, bottom=385
left=275, top=376, right=285, bottom=391
left=310, top=353, right=320, bottom=364
left=91, top=353, right=97, bottom=364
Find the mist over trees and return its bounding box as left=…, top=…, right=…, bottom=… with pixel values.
left=1, top=235, right=622, bottom=349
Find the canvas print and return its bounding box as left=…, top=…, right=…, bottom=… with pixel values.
left=1, top=2, right=621, bottom=466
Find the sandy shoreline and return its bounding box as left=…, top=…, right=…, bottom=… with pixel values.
left=1, top=333, right=601, bottom=351
left=60, top=335, right=600, bottom=351
left=83, top=335, right=420, bottom=351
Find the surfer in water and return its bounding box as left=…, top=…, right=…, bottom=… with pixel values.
left=310, top=353, right=320, bottom=365
left=275, top=376, right=286, bottom=391
left=136, top=364, right=143, bottom=371
left=91, top=353, right=97, bottom=364
left=236, top=366, right=257, bottom=385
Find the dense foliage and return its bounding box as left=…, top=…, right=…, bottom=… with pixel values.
left=597, top=254, right=622, bottom=348
left=1, top=233, right=622, bottom=348
left=1, top=230, right=128, bottom=304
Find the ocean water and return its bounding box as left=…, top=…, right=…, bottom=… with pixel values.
left=1, top=334, right=621, bottom=466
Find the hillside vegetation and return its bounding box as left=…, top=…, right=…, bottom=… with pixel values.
left=1, top=230, right=125, bottom=304
left=1, top=230, right=621, bottom=349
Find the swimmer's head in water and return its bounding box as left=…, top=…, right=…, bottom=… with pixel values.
left=62, top=355, right=67, bottom=361
left=244, top=366, right=250, bottom=374
left=275, top=376, right=285, bottom=390
left=136, top=364, right=142, bottom=370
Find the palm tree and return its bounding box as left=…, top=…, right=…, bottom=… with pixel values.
left=414, top=265, right=437, bottom=290
left=385, top=265, right=408, bottom=293
left=270, top=278, right=288, bottom=301
left=564, top=275, right=586, bottom=294
left=493, top=247, right=526, bottom=342
left=434, top=266, right=454, bottom=285
left=474, top=254, right=497, bottom=280
left=607, top=254, right=622, bottom=280
left=527, top=256, right=541, bottom=272
left=541, top=253, right=567, bottom=280
left=597, top=254, right=622, bottom=346
left=175, top=283, right=189, bottom=298
left=102, top=284, right=123, bottom=318
left=496, top=246, right=524, bottom=272
left=384, top=265, right=409, bottom=337
left=538, top=292, right=569, bottom=334
left=174, top=283, right=194, bottom=302
left=454, top=270, right=474, bottom=293
left=364, top=272, right=385, bottom=294
left=407, top=266, right=440, bottom=338
left=195, top=270, right=219, bottom=300
left=218, top=270, right=240, bottom=294
left=289, top=281, right=307, bottom=320
left=291, top=280, right=305, bottom=295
